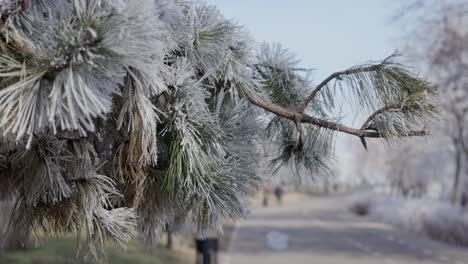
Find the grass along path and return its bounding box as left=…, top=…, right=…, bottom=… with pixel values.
left=0, top=236, right=193, bottom=264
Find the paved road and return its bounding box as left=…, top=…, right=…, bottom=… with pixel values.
left=224, top=194, right=468, bottom=264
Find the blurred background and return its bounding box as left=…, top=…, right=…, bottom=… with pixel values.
left=2, top=1, right=468, bottom=264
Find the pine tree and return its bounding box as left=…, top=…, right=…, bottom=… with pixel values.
left=0, top=0, right=437, bottom=257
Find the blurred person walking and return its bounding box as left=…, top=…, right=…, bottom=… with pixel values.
left=274, top=183, right=285, bottom=205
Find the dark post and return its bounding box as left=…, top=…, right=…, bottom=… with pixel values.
left=166, top=224, right=173, bottom=250
left=195, top=238, right=218, bottom=264
left=164, top=223, right=173, bottom=250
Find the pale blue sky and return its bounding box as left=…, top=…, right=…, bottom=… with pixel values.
left=210, top=0, right=403, bottom=81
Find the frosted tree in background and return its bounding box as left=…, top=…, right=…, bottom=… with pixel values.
left=397, top=0, right=468, bottom=204
left=431, top=11, right=468, bottom=205
left=0, top=0, right=437, bottom=256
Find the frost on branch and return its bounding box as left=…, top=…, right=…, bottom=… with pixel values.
left=0, top=0, right=438, bottom=257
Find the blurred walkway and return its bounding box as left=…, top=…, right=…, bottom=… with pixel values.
left=224, top=194, right=468, bottom=264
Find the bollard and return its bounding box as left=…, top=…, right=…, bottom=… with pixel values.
left=164, top=223, right=173, bottom=250
left=195, top=238, right=218, bottom=264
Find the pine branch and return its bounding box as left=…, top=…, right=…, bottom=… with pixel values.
left=297, top=53, right=434, bottom=115
left=246, top=93, right=427, bottom=139
left=297, top=70, right=344, bottom=113
left=361, top=104, right=402, bottom=130
left=297, top=64, right=391, bottom=113
left=0, top=0, right=439, bottom=255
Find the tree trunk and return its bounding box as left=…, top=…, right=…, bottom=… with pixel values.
left=166, top=230, right=173, bottom=250
left=0, top=200, right=30, bottom=250
left=451, top=146, right=462, bottom=205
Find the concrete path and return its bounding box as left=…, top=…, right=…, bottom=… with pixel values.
left=224, top=194, right=468, bottom=264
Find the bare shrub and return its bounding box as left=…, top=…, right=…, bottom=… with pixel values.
left=423, top=213, right=468, bottom=247
left=350, top=201, right=371, bottom=216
